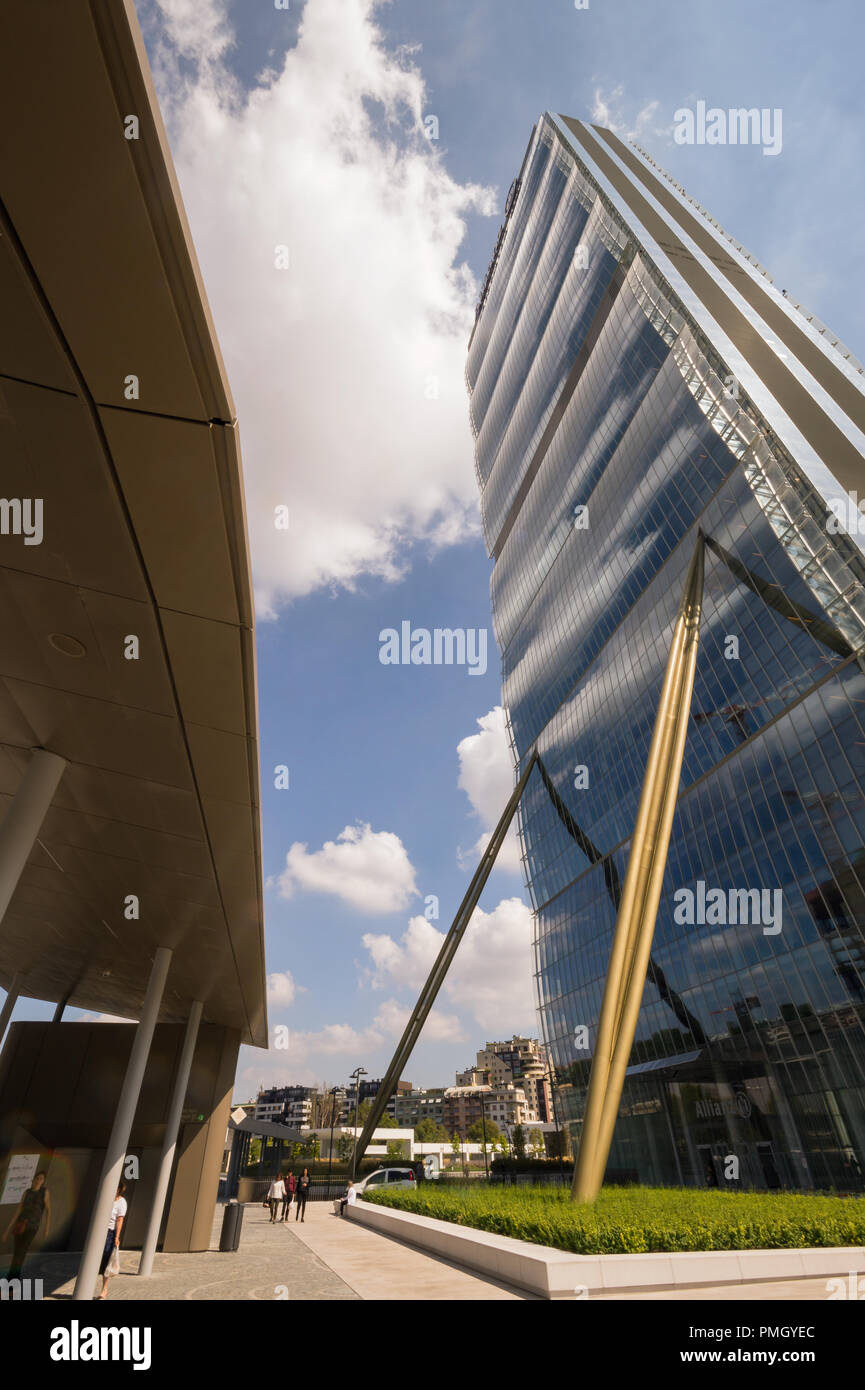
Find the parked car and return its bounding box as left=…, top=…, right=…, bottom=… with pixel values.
left=354, top=1167, right=416, bottom=1195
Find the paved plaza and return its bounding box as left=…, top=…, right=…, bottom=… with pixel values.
left=8, top=1201, right=849, bottom=1302
left=20, top=1201, right=528, bottom=1301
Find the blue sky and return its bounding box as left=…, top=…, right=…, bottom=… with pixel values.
left=9, top=0, right=865, bottom=1100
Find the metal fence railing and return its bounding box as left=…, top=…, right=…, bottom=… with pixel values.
left=240, top=1176, right=352, bottom=1204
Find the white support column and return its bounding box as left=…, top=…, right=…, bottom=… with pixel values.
left=137, top=998, right=203, bottom=1277
left=0, top=749, right=66, bottom=927
left=72, top=946, right=172, bottom=1300
left=0, top=971, right=21, bottom=1051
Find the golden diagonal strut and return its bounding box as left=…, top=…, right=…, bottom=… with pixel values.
left=572, top=533, right=705, bottom=1203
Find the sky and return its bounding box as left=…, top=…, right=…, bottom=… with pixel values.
left=7, top=0, right=865, bottom=1100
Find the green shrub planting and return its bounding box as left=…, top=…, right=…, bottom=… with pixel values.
left=361, top=1183, right=865, bottom=1254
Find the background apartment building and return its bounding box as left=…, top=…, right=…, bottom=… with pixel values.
left=393, top=1088, right=446, bottom=1128
left=443, top=1082, right=537, bottom=1136
left=459, top=1036, right=555, bottom=1124
left=254, top=1085, right=316, bottom=1129
left=339, top=1076, right=412, bottom=1124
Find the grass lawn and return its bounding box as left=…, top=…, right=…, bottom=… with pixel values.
left=361, top=1183, right=865, bottom=1254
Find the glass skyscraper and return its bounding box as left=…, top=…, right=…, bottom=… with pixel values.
left=469, top=114, right=865, bottom=1191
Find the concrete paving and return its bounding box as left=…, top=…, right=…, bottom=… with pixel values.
left=18, top=1203, right=359, bottom=1302
left=7, top=1202, right=848, bottom=1301
left=290, top=1200, right=530, bottom=1300
left=15, top=1201, right=529, bottom=1301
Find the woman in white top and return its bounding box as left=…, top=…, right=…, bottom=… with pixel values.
left=266, top=1176, right=286, bottom=1223
left=98, top=1179, right=127, bottom=1300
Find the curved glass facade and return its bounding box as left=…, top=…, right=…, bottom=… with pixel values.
left=470, top=114, right=865, bottom=1190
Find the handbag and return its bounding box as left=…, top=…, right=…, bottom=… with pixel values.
left=107, top=1245, right=121, bottom=1277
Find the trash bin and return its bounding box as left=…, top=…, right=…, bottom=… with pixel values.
left=219, top=1200, right=244, bottom=1252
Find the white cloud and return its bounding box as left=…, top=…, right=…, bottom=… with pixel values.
left=362, top=914, right=442, bottom=991
left=266, top=970, right=297, bottom=1008
left=361, top=896, right=536, bottom=1034
left=275, top=822, right=419, bottom=913
left=145, top=0, right=496, bottom=615
left=299, top=997, right=461, bottom=1053
left=590, top=83, right=623, bottom=130
left=457, top=706, right=522, bottom=872
left=235, top=995, right=462, bottom=1093
left=590, top=86, right=669, bottom=145
left=145, top=0, right=233, bottom=68
left=370, top=996, right=461, bottom=1044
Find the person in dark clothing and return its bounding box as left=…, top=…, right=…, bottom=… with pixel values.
left=295, top=1167, right=310, bottom=1221
left=281, top=1172, right=296, bottom=1221
left=3, top=1170, right=50, bottom=1279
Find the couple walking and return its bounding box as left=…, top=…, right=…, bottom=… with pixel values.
left=267, top=1168, right=310, bottom=1223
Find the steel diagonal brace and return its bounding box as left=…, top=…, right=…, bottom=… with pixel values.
left=536, top=755, right=706, bottom=1044
left=703, top=533, right=852, bottom=658
left=350, top=749, right=539, bottom=1175
left=572, top=532, right=705, bottom=1203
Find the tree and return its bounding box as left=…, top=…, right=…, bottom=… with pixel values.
left=529, top=1128, right=545, bottom=1156
left=386, top=1140, right=404, bottom=1157
left=376, top=1113, right=398, bottom=1129
left=450, top=1132, right=461, bottom=1166
left=546, top=1128, right=570, bottom=1160
left=312, top=1090, right=341, bottom=1129
left=495, top=1133, right=509, bottom=1156
left=336, top=1133, right=355, bottom=1163
left=512, top=1124, right=527, bottom=1160
left=467, top=1117, right=501, bottom=1146
left=301, top=1134, right=320, bottom=1159
left=414, top=1117, right=440, bottom=1143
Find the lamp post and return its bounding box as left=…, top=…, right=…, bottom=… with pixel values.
left=349, top=1066, right=367, bottom=1179
left=328, top=1085, right=340, bottom=1198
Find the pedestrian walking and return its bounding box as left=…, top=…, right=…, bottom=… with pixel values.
left=3, top=1170, right=50, bottom=1279
left=266, top=1175, right=286, bottom=1222
left=279, top=1173, right=293, bottom=1222
left=97, top=1179, right=127, bottom=1300
left=281, top=1171, right=297, bottom=1221
left=294, top=1167, right=310, bottom=1222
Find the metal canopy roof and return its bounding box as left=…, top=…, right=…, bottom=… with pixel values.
left=228, top=1116, right=306, bottom=1143
left=0, top=1, right=267, bottom=1046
